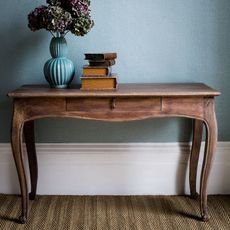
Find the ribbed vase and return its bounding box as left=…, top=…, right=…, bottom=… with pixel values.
left=44, top=36, right=75, bottom=89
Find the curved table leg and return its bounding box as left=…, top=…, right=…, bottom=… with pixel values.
left=200, top=99, right=217, bottom=221
left=189, top=119, right=203, bottom=199
left=24, top=120, right=38, bottom=200
left=11, top=111, right=28, bottom=224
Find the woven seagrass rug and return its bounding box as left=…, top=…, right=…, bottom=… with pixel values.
left=0, top=195, right=229, bottom=230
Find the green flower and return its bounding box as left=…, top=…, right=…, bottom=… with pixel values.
left=70, top=16, right=94, bottom=36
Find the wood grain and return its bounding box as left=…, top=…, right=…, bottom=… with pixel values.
left=189, top=119, right=203, bottom=199
left=8, top=83, right=220, bottom=223
left=23, top=121, right=37, bottom=201
left=8, top=83, right=220, bottom=98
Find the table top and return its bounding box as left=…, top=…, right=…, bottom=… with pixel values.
left=8, top=83, right=220, bottom=98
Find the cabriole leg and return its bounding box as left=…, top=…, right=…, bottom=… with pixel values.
left=189, top=119, right=203, bottom=199
left=200, top=99, right=217, bottom=221
left=11, top=111, right=28, bottom=224
left=24, top=120, right=38, bottom=200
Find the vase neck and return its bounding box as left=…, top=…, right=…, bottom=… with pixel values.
left=55, top=32, right=64, bottom=38
left=50, top=36, right=68, bottom=58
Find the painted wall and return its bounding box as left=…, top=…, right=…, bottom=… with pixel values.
left=0, top=0, right=229, bottom=143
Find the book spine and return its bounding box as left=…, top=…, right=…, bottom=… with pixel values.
left=88, top=60, right=116, bottom=67
left=81, top=73, right=117, bottom=78
left=84, top=53, right=117, bottom=60
left=80, top=76, right=118, bottom=90
left=82, top=66, right=112, bottom=76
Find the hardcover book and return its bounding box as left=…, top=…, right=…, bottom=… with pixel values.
left=81, top=75, right=118, bottom=90
left=83, top=66, right=112, bottom=76
left=84, top=53, right=117, bottom=60
left=88, top=59, right=116, bottom=67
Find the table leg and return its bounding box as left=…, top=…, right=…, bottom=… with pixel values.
left=24, top=120, right=38, bottom=200
left=200, top=99, right=217, bottom=221
left=189, top=119, right=203, bottom=199
left=11, top=112, right=28, bottom=224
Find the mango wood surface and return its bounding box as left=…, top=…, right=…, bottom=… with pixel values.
left=8, top=83, right=220, bottom=98
left=8, top=83, right=220, bottom=224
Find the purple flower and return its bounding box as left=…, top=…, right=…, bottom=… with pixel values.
left=63, top=0, right=91, bottom=17
left=28, top=0, right=93, bottom=36
left=28, top=6, right=47, bottom=31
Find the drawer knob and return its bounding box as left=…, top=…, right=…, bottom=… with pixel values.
left=111, top=98, right=116, bottom=110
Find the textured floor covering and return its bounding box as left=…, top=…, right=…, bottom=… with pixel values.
left=0, top=195, right=230, bottom=229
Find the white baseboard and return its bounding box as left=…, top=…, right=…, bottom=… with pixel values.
left=0, top=142, right=229, bottom=195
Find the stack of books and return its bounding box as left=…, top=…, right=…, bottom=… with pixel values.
left=80, top=53, right=118, bottom=90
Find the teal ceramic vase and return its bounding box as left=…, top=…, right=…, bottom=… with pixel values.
left=44, top=35, right=75, bottom=88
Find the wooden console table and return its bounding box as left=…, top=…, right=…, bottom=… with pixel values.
left=8, top=83, right=220, bottom=224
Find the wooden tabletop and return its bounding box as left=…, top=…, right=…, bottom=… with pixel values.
left=8, top=83, right=220, bottom=98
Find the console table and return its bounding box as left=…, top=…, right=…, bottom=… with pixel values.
left=8, top=83, right=220, bottom=224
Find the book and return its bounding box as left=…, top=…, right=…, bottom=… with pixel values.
left=88, top=59, right=116, bottom=67
left=81, top=75, right=118, bottom=90
left=84, top=53, right=117, bottom=61
left=83, top=66, right=112, bottom=76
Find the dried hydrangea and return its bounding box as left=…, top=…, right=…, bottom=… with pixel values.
left=44, top=6, right=72, bottom=33
left=28, top=0, right=93, bottom=36
left=28, top=6, right=47, bottom=31
left=70, top=15, right=94, bottom=36
left=46, top=0, right=62, bottom=6
left=64, top=0, right=91, bottom=17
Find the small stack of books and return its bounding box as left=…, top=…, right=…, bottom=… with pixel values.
left=80, top=52, right=118, bottom=90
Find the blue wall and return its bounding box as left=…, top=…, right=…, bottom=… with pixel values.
left=0, top=0, right=229, bottom=142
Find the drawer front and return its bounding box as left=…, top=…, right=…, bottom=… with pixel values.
left=114, top=97, right=161, bottom=111
left=66, top=97, right=162, bottom=112
left=20, top=98, right=66, bottom=112
left=66, top=98, right=111, bottom=111
left=162, top=97, right=204, bottom=117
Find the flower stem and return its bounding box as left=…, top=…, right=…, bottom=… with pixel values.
left=49, top=31, right=55, bottom=37
left=64, top=31, right=69, bottom=36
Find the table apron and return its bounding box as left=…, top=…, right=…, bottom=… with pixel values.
left=13, top=96, right=210, bottom=121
